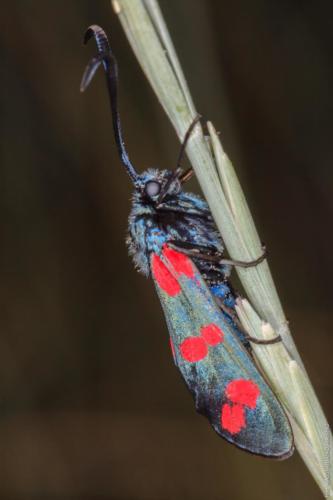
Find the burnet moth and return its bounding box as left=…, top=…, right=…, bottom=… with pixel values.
left=81, top=25, right=294, bottom=459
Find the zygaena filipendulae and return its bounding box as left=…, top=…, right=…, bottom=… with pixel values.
left=81, top=25, right=294, bottom=459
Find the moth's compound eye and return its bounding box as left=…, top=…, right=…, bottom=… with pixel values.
left=145, top=180, right=161, bottom=197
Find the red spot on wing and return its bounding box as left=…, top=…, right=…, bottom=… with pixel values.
left=179, top=324, right=224, bottom=364
left=221, top=403, right=246, bottom=434
left=151, top=253, right=180, bottom=296
left=201, top=323, right=224, bottom=346
left=225, top=379, right=260, bottom=409
left=163, top=245, right=194, bottom=278
left=180, top=336, right=208, bottom=362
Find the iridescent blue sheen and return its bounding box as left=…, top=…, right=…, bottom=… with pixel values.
left=127, top=169, right=234, bottom=313
left=153, top=252, right=294, bottom=458
left=80, top=24, right=292, bottom=458
left=126, top=167, right=294, bottom=459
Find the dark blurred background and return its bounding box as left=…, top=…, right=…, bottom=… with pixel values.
left=0, top=1, right=332, bottom=499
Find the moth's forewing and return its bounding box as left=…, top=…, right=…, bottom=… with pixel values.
left=151, top=246, right=293, bottom=459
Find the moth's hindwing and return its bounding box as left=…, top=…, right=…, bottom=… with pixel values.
left=151, top=245, right=294, bottom=459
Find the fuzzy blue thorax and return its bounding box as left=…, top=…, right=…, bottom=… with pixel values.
left=126, top=168, right=225, bottom=277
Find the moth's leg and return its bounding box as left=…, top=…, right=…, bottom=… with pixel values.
left=215, top=296, right=281, bottom=346
left=169, top=241, right=266, bottom=268
left=213, top=296, right=250, bottom=350
left=168, top=241, right=223, bottom=260
left=215, top=297, right=245, bottom=332
left=244, top=333, right=282, bottom=345
left=219, top=246, right=266, bottom=268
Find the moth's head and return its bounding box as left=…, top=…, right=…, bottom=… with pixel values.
left=134, top=168, right=183, bottom=207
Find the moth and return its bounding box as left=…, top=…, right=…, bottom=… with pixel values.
left=81, top=25, right=294, bottom=459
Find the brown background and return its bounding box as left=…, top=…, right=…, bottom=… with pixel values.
left=0, top=1, right=332, bottom=499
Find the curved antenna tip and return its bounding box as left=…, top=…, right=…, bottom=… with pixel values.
left=83, top=24, right=105, bottom=45
left=80, top=54, right=104, bottom=92
left=83, top=26, right=94, bottom=45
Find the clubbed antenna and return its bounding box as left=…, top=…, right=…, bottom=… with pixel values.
left=80, top=25, right=139, bottom=184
